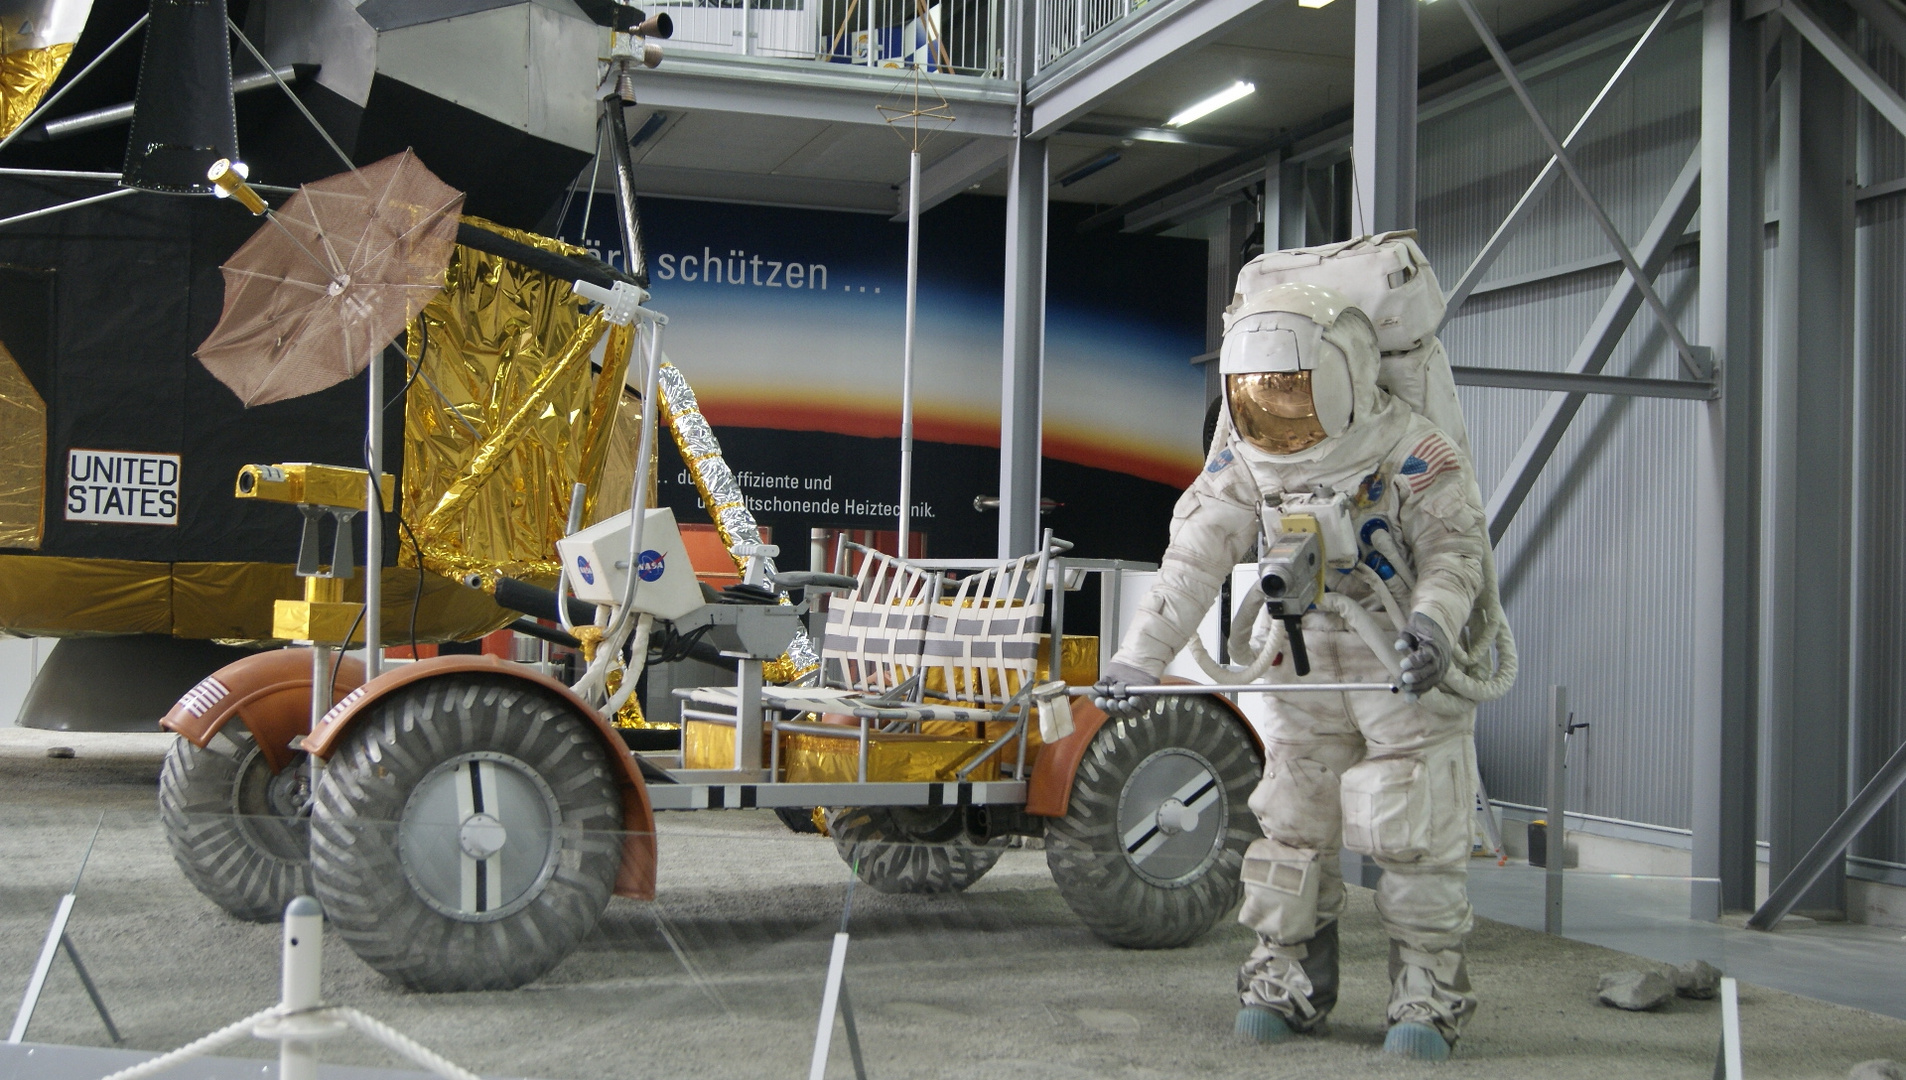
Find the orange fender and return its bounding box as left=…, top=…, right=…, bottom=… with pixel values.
left=1026, top=676, right=1263, bottom=818
left=160, top=648, right=366, bottom=775
left=303, top=655, right=658, bottom=901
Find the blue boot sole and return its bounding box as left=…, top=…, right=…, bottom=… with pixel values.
left=1234, top=1006, right=1294, bottom=1044
left=1383, top=1021, right=1452, bottom=1061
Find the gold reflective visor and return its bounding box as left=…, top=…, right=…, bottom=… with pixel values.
left=1227, top=371, right=1328, bottom=454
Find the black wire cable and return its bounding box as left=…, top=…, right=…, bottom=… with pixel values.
left=331, top=602, right=364, bottom=692
left=400, top=519, right=425, bottom=659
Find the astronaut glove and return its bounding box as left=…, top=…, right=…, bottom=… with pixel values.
left=1091, top=661, right=1156, bottom=718
left=1393, top=612, right=1451, bottom=694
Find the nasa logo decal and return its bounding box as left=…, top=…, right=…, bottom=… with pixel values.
left=575, top=555, right=595, bottom=585
left=637, top=549, right=665, bottom=582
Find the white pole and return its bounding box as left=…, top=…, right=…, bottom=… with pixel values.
left=364, top=353, right=384, bottom=679
left=897, top=149, right=921, bottom=557
left=280, top=897, right=324, bottom=1080
left=807, top=932, right=851, bottom=1080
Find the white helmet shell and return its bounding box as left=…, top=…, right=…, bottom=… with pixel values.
left=1219, top=283, right=1377, bottom=442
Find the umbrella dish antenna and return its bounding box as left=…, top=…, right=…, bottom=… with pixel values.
left=876, top=66, right=951, bottom=556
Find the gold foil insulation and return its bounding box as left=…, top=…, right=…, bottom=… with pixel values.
left=0, top=41, right=67, bottom=136
left=780, top=730, right=999, bottom=784
left=682, top=720, right=1000, bottom=783
left=0, top=340, right=45, bottom=548
left=0, top=557, right=511, bottom=644
left=657, top=360, right=820, bottom=679
left=2, top=0, right=94, bottom=137
left=401, top=217, right=618, bottom=586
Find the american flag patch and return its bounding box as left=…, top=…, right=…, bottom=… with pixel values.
left=177, top=677, right=229, bottom=718
left=1399, top=434, right=1459, bottom=492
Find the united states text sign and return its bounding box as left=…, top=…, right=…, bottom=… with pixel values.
left=66, top=449, right=181, bottom=525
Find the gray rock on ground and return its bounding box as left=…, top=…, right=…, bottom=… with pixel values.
left=1672, top=959, right=1722, bottom=999
left=1597, top=970, right=1675, bottom=1011
left=1848, top=1061, right=1904, bottom=1080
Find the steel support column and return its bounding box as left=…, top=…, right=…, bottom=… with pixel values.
left=1000, top=2, right=1048, bottom=559
left=1271, top=151, right=1305, bottom=250
left=1352, top=0, right=1417, bottom=233
left=1764, top=22, right=1855, bottom=917
left=1691, top=0, right=1764, bottom=920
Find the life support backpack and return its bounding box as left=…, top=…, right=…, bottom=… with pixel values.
left=1231, top=231, right=1470, bottom=456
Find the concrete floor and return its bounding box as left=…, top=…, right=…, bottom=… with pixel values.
left=3, top=729, right=1904, bottom=1080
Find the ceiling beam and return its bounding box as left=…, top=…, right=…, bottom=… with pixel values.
left=632, top=54, right=1019, bottom=136
left=612, top=162, right=899, bottom=214
left=1079, top=0, right=1645, bottom=233
left=1024, top=0, right=1294, bottom=141
left=893, top=137, right=1012, bottom=219
left=1063, top=118, right=1259, bottom=149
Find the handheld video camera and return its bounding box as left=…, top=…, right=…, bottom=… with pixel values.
left=1260, top=529, right=1322, bottom=676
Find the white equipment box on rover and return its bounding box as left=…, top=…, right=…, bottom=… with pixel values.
left=556, top=507, right=702, bottom=620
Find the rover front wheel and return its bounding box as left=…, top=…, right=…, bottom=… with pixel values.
left=311, top=675, right=624, bottom=992
left=1046, top=694, right=1261, bottom=948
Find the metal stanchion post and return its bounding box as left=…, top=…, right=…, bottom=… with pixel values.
left=1545, top=685, right=1569, bottom=935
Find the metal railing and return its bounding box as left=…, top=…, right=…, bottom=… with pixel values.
left=1033, top=0, right=1148, bottom=73
left=655, top=0, right=1008, bottom=78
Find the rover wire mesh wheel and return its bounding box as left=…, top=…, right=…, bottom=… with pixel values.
left=1046, top=694, right=1261, bottom=948
left=826, top=806, right=1008, bottom=894
left=310, top=675, right=624, bottom=992
left=159, top=727, right=313, bottom=922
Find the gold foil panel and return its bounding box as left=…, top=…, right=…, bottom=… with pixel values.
left=401, top=217, right=619, bottom=586
left=576, top=323, right=634, bottom=525
left=0, top=340, right=45, bottom=548
left=0, top=556, right=169, bottom=635
left=0, top=42, right=70, bottom=137
left=1042, top=633, right=1101, bottom=686
left=918, top=633, right=1098, bottom=704
left=589, top=391, right=643, bottom=523
left=172, top=563, right=513, bottom=645
left=683, top=718, right=772, bottom=770
left=0, top=556, right=512, bottom=643
left=781, top=731, right=999, bottom=784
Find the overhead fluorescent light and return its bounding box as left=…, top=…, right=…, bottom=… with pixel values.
left=1297, top=0, right=1336, bottom=7
left=1167, top=81, right=1256, bottom=127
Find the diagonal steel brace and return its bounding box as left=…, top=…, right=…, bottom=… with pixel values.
left=1779, top=0, right=1906, bottom=138
left=1443, top=0, right=1690, bottom=323
left=1454, top=0, right=1712, bottom=380
left=1486, top=147, right=1704, bottom=544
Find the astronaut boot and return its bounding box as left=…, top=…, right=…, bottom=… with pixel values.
left=1235, top=922, right=1339, bottom=1042
left=1383, top=941, right=1474, bottom=1059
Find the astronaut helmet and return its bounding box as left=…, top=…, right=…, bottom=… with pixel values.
left=1219, top=282, right=1381, bottom=456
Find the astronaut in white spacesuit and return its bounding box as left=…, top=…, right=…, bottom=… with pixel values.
left=1094, top=282, right=1503, bottom=1061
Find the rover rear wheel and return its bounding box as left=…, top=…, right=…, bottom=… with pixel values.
left=827, top=805, right=1007, bottom=894
left=159, top=727, right=313, bottom=923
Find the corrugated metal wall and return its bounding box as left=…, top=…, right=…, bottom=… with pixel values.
left=1418, top=17, right=1705, bottom=833
left=1406, top=11, right=1906, bottom=877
